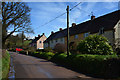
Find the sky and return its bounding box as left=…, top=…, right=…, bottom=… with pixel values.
left=25, top=2, right=119, bottom=39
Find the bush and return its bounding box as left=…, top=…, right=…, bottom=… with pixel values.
left=54, top=43, right=67, bottom=53
left=69, top=42, right=78, bottom=54
left=32, top=52, right=54, bottom=60
left=51, top=53, right=67, bottom=64
left=77, top=35, right=114, bottom=55
left=8, top=48, right=16, bottom=52
left=28, top=47, right=36, bottom=53
left=44, top=47, right=53, bottom=52
left=65, top=54, right=120, bottom=78
left=36, top=49, right=44, bottom=52
left=39, top=52, right=54, bottom=60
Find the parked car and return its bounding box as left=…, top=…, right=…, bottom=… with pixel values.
left=16, top=48, right=23, bottom=52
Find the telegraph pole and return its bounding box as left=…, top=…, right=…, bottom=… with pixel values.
left=22, top=31, right=24, bottom=46
left=66, top=6, right=70, bottom=57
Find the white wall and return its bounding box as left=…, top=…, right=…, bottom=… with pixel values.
left=92, top=30, right=114, bottom=46
left=103, top=30, right=114, bottom=45
left=114, top=20, right=120, bottom=48
left=44, top=43, right=48, bottom=48
left=44, top=37, right=65, bottom=49
left=37, top=35, right=47, bottom=49
left=115, top=20, right=120, bottom=39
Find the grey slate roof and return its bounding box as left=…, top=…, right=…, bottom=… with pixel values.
left=44, top=10, right=120, bottom=43
left=30, top=35, right=43, bottom=44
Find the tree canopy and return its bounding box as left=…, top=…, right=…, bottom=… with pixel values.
left=2, top=2, right=33, bottom=48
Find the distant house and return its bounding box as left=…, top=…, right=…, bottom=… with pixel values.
left=30, top=33, right=47, bottom=49
left=44, top=10, right=120, bottom=49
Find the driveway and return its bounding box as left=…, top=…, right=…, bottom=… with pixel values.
left=9, top=52, right=103, bottom=79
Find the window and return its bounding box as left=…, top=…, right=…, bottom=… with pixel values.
left=84, top=32, right=89, bottom=38
left=74, top=35, right=78, bottom=39
left=39, top=41, right=42, bottom=43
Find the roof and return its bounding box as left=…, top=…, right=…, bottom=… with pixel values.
left=44, top=10, right=120, bottom=43
left=30, top=35, right=43, bottom=44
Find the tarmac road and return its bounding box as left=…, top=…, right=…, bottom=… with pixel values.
left=9, top=52, right=102, bottom=79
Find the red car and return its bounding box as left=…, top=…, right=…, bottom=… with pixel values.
left=16, top=48, right=23, bottom=52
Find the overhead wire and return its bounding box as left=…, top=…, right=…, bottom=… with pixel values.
left=34, top=2, right=82, bottom=30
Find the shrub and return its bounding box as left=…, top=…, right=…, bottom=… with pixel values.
left=44, top=47, right=53, bottom=52
left=65, top=54, right=120, bottom=78
left=69, top=42, right=78, bottom=54
left=28, top=47, right=36, bottom=53
left=77, top=35, right=114, bottom=55
left=8, top=48, right=16, bottom=52
left=51, top=53, right=67, bottom=64
left=38, top=52, right=54, bottom=60
left=54, top=43, right=67, bottom=53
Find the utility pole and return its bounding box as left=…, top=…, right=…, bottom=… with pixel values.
left=22, top=31, right=24, bottom=46
left=66, top=6, right=70, bottom=57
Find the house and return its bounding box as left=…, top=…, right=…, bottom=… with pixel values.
left=44, top=10, right=120, bottom=49
left=30, top=33, right=47, bottom=49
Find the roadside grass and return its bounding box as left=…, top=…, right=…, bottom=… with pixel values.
left=2, top=51, right=10, bottom=79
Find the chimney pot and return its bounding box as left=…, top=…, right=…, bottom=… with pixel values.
left=59, top=28, right=62, bottom=31
left=42, top=33, right=45, bottom=35
left=72, top=23, right=76, bottom=27
left=51, top=31, right=54, bottom=34
left=38, top=34, right=40, bottom=37
left=91, top=15, right=95, bottom=20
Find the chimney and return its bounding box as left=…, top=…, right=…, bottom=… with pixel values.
left=42, top=33, right=45, bottom=35
left=91, top=15, right=95, bottom=20
left=59, top=28, right=62, bottom=31
left=35, top=36, right=37, bottom=39
left=38, top=34, right=40, bottom=37
left=72, top=23, right=76, bottom=27
left=51, top=31, right=54, bottom=34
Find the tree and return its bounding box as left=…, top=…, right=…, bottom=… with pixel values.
left=2, top=2, right=33, bottom=49
left=77, top=35, right=114, bottom=55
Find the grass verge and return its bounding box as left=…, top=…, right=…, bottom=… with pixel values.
left=2, top=51, right=10, bottom=79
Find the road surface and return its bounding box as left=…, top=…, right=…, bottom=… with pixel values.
left=9, top=52, right=102, bottom=79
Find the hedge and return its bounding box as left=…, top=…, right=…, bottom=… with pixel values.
left=55, top=54, right=120, bottom=78
left=19, top=51, right=54, bottom=60
left=50, top=53, right=67, bottom=65
left=19, top=50, right=120, bottom=78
